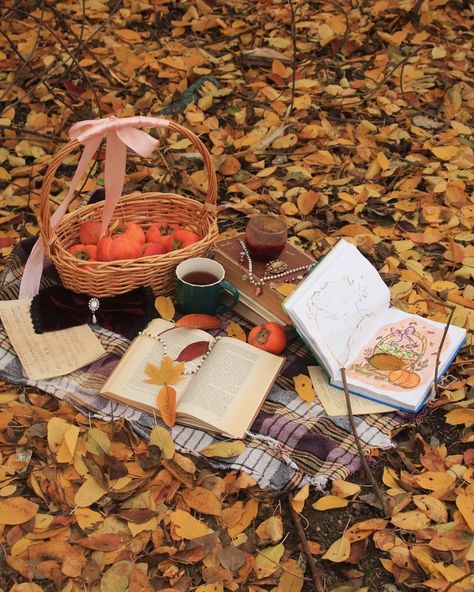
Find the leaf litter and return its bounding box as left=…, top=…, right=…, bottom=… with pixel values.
left=0, top=0, right=473, bottom=590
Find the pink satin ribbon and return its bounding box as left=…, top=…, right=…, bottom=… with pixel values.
left=19, top=116, right=169, bottom=298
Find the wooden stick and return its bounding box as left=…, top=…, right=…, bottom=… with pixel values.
left=288, top=493, right=325, bottom=592
left=434, top=306, right=455, bottom=398
left=340, top=368, right=389, bottom=517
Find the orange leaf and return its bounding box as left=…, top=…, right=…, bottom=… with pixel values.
left=157, top=385, right=177, bottom=428
left=176, top=314, right=221, bottom=330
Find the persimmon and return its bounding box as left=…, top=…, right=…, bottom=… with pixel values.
left=164, top=229, right=201, bottom=252
left=388, top=369, right=421, bottom=389
left=247, top=322, right=287, bottom=355
left=69, top=243, right=97, bottom=261
left=112, top=222, right=146, bottom=245
left=96, top=236, right=142, bottom=261
left=146, top=222, right=181, bottom=243
left=79, top=220, right=104, bottom=245
left=141, top=242, right=167, bottom=257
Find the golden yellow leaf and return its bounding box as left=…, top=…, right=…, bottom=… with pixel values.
left=446, top=408, right=474, bottom=427
left=430, top=145, right=459, bottom=161
left=157, top=385, right=177, bottom=428
left=228, top=498, right=258, bottom=538
left=297, top=190, right=320, bottom=215
left=456, top=487, right=474, bottom=532
left=256, top=165, right=277, bottom=177
left=345, top=519, right=388, bottom=542
left=274, top=283, right=297, bottom=297
left=322, top=536, right=351, bottom=562
left=414, top=471, right=455, bottom=491
left=0, top=497, right=39, bottom=525
left=115, top=29, right=142, bottom=43
left=291, top=484, right=309, bottom=513
left=219, top=155, right=241, bottom=176
left=254, top=543, right=284, bottom=578
left=170, top=509, right=213, bottom=540
left=390, top=510, right=431, bottom=530
left=56, top=424, right=80, bottom=464
left=195, top=585, right=223, bottom=592
left=276, top=558, right=304, bottom=592
left=75, top=507, right=103, bottom=530
left=313, top=495, right=349, bottom=510
left=154, top=296, right=175, bottom=321
left=145, top=356, right=184, bottom=386
left=47, top=417, right=69, bottom=453
left=256, top=516, right=284, bottom=544
left=331, top=479, right=361, bottom=498
left=294, top=374, right=315, bottom=403
left=74, top=476, right=107, bottom=508
left=413, top=495, right=448, bottom=523
left=226, top=322, right=246, bottom=341
left=181, top=486, right=222, bottom=516
left=85, top=427, right=111, bottom=455
left=149, top=425, right=175, bottom=459
left=200, top=440, right=246, bottom=459
left=377, top=151, right=390, bottom=170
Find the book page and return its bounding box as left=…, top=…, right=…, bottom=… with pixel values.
left=309, top=366, right=392, bottom=416
left=284, top=240, right=390, bottom=376
left=333, top=307, right=466, bottom=410
left=0, top=298, right=106, bottom=380
left=101, top=319, right=212, bottom=410
left=178, top=336, right=284, bottom=438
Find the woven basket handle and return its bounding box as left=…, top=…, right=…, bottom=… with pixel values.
left=38, top=117, right=217, bottom=244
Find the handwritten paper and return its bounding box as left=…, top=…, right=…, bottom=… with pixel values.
left=0, top=299, right=106, bottom=380
left=309, top=366, right=392, bottom=416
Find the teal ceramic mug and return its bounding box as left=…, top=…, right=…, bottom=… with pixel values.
left=175, top=258, right=239, bottom=315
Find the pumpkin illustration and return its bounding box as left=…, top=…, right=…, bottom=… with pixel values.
left=388, top=369, right=421, bottom=389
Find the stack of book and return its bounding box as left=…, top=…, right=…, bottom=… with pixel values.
left=213, top=234, right=315, bottom=335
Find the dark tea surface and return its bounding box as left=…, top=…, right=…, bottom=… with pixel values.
left=182, top=271, right=219, bottom=285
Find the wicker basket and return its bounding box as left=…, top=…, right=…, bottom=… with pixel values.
left=38, top=119, right=219, bottom=297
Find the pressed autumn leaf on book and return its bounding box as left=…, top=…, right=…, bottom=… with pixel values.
left=144, top=355, right=184, bottom=427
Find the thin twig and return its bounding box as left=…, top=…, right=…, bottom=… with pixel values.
left=287, top=0, right=297, bottom=116
left=340, top=368, right=390, bottom=517
left=288, top=492, right=325, bottom=592
left=434, top=306, right=455, bottom=398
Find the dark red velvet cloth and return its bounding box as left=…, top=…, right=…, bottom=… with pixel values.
left=30, top=285, right=156, bottom=339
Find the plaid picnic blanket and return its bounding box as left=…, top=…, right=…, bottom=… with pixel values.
left=0, top=239, right=409, bottom=490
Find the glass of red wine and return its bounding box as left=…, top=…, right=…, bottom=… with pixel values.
left=244, top=215, right=288, bottom=262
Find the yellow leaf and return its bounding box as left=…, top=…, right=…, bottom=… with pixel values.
left=47, top=417, right=69, bottom=453
left=75, top=507, right=103, bottom=530
left=294, top=374, right=314, bottom=403
left=115, top=29, right=142, bottom=43
left=274, top=283, right=297, bottom=297
left=377, top=151, right=390, bottom=170
left=256, top=165, right=277, bottom=178
left=170, top=509, right=213, bottom=540
left=297, top=190, right=320, bottom=215
left=456, top=487, right=474, bottom=531
left=181, top=486, right=222, bottom=516
left=390, top=510, right=431, bottom=530
left=413, top=495, right=448, bottom=523
left=272, top=134, right=298, bottom=149
left=74, top=476, right=107, bottom=507
left=154, top=296, right=175, bottom=321
left=291, top=484, right=309, bottom=513
left=256, top=516, right=284, bottom=544
left=85, top=427, right=111, bottom=455
left=56, top=424, right=80, bottom=463
left=228, top=498, right=258, bottom=538
left=157, top=385, right=177, bottom=428
left=312, top=495, right=349, bottom=510
left=149, top=425, right=175, bottom=459
left=200, top=440, right=246, bottom=459
left=322, top=536, right=351, bottom=562
left=414, top=471, right=455, bottom=491
left=446, top=408, right=474, bottom=427
left=276, top=558, right=304, bottom=592
left=430, top=145, right=459, bottom=161
left=196, top=585, right=223, bottom=592
left=254, top=543, right=285, bottom=578
left=226, top=322, right=246, bottom=341
left=145, top=356, right=184, bottom=386
left=331, top=480, right=361, bottom=498
left=0, top=497, right=39, bottom=525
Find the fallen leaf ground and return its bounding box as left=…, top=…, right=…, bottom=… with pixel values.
left=0, top=0, right=473, bottom=591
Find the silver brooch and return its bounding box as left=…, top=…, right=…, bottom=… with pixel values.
left=88, top=297, right=100, bottom=324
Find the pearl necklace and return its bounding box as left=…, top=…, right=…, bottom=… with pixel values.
left=238, top=240, right=313, bottom=296
left=138, top=331, right=221, bottom=375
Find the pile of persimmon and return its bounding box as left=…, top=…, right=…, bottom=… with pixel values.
left=68, top=220, right=200, bottom=263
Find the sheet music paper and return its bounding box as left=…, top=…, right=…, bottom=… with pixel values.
left=0, top=298, right=106, bottom=380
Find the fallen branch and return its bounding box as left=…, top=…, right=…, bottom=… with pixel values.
left=340, top=368, right=389, bottom=517
left=434, top=306, right=455, bottom=398
left=288, top=492, right=325, bottom=592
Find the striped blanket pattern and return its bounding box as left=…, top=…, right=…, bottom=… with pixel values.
left=0, top=240, right=407, bottom=490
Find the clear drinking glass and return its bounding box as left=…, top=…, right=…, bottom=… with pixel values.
left=244, top=215, right=288, bottom=262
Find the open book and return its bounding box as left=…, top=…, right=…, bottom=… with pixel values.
left=283, top=239, right=466, bottom=412
left=101, top=318, right=284, bottom=438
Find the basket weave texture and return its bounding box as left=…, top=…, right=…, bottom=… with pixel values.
left=38, top=119, right=218, bottom=297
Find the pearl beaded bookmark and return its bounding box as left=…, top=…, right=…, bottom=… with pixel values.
left=138, top=331, right=221, bottom=375
left=238, top=240, right=312, bottom=296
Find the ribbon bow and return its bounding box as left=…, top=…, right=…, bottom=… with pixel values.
left=19, top=116, right=169, bottom=298
left=390, top=325, right=416, bottom=344
left=30, top=285, right=156, bottom=339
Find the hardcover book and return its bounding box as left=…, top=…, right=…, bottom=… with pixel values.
left=101, top=318, right=284, bottom=438
left=213, top=234, right=315, bottom=334
left=283, top=239, right=466, bottom=412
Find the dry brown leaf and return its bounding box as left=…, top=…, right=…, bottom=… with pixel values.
left=176, top=314, right=221, bottom=330
left=0, top=497, right=38, bottom=525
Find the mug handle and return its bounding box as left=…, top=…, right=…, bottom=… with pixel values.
left=217, top=281, right=239, bottom=313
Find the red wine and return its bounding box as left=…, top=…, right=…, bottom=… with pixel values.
left=182, top=271, right=219, bottom=285
left=244, top=238, right=286, bottom=262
